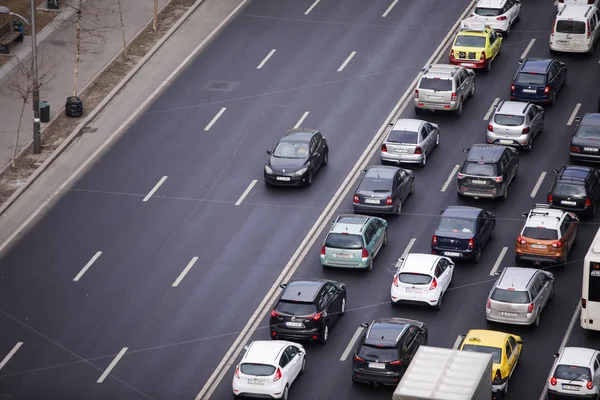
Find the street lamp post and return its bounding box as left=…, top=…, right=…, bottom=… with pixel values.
left=0, top=1, right=41, bottom=154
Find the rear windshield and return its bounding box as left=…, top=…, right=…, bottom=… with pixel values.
left=388, top=130, right=418, bottom=144
left=325, top=233, right=364, bottom=249
left=461, top=345, right=502, bottom=364
left=576, top=125, right=600, bottom=139
left=516, top=73, right=546, bottom=85
left=455, top=35, right=486, bottom=48
left=464, top=162, right=496, bottom=177
left=491, top=288, right=531, bottom=304
left=276, top=300, right=317, bottom=316
left=522, top=227, right=558, bottom=241
left=240, top=363, right=276, bottom=377
left=398, top=273, right=432, bottom=285
left=437, top=217, right=475, bottom=234
left=494, top=114, right=525, bottom=126
left=358, top=345, right=398, bottom=362
left=419, top=77, right=452, bottom=91
left=554, top=183, right=586, bottom=197
left=475, top=7, right=502, bottom=16
left=554, top=365, right=591, bottom=381
left=359, top=176, right=392, bottom=192
left=556, top=20, right=586, bottom=34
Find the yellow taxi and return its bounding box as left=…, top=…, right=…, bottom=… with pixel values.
left=449, top=18, right=503, bottom=72
left=458, top=329, right=522, bottom=398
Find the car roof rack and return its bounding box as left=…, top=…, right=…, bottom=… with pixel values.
left=460, top=17, right=489, bottom=32
left=529, top=204, right=561, bottom=220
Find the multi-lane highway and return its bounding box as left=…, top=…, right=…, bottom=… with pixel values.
left=0, top=0, right=599, bottom=399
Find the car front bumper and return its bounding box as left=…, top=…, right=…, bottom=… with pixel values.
left=264, top=172, right=307, bottom=186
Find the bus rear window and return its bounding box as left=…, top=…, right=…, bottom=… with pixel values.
left=588, top=262, right=600, bottom=302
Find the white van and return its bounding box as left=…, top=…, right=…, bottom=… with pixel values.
left=549, top=5, right=600, bottom=54
left=581, top=227, right=600, bottom=331
left=557, top=0, right=599, bottom=13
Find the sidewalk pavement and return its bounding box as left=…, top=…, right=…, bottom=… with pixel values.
left=0, top=0, right=169, bottom=171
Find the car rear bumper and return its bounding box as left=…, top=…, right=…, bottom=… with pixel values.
left=457, top=186, right=501, bottom=199
left=548, top=389, right=599, bottom=399
left=390, top=287, right=440, bottom=307
left=353, top=203, right=395, bottom=215
left=515, top=252, right=565, bottom=265
left=381, top=153, right=423, bottom=164
left=510, top=93, right=552, bottom=104
left=431, top=246, right=476, bottom=259
left=551, top=203, right=594, bottom=217
left=270, top=325, right=320, bottom=341
left=232, top=378, right=285, bottom=399
left=414, top=99, right=458, bottom=111
left=450, top=58, right=490, bottom=70
left=487, top=132, right=531, bottom=148
left=549, top=40, right=591, bottom=53
left=320, top=255, right=370, bottom=269
left=486, top=310, right=536, bottom=325
left=352, top=369, right=402, bottom=385
left=570, top=152, right=600, bottom=162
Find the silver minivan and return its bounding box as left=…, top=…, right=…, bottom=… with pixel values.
left=486, top=267, right=554, bottom=327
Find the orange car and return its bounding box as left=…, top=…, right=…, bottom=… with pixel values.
left=515, top=204, right=579, bottom=266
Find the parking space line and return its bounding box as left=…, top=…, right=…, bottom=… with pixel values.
left=382, top=0, right=399, bottom=17
left=441, top=165, right=460, bottom=192
left=293, top=112, right=310, bottom=129
left=256, top=49, right=276, bottom=69
left=452, top=335, right=462, bottom=350
left=489, top=247, right=508, bottom=276
left=73, top=251, right=103, bottom=282
left=235, top=179, right=258, bottom=206
left=530, top=171, right=547, bottom=198
left=340, top=327, right=364, bottom=361
left=172, top=257, right=199, bottom=287
left=142, top=176, right=168, bottom=202
left=337, top=51, right=357, bottom=72
left=304, top=0, right=320, bottom=15
left=0, top=342, right=23, bottom=371
left=520, top=39, right=536, bottom=59
left=204, top=107, right=227, bottom=131
left=97, top=347, right=128, bottom=383
left=567, top=103, right=582, bottom=126
left=483, top=98, right=499, bottom=121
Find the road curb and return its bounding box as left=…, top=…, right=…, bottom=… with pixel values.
left=0, top=0, right=208, bottom=217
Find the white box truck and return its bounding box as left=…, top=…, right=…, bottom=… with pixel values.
left=393, top=345, right=492, bottom=400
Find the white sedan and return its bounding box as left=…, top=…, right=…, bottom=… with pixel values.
left=390, top=253, right=454, bottom=310
left=233, top=340, right=305, bottom=400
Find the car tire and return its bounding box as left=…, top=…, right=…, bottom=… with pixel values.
left=382, top=231, right=388, bottom=246
left=323, top=150, right=329, bottom=166
left=591, top=202, right=597, bottom=218
left=319, top=324, right=329, bottom=344
left=470, top=82, right=475, bottom=98
left=504, top=24, right=510, bottom=37
left=532, top=314, right=540, bottom=328
left=366, top=258, right=373, bottom=272
left=474, top=248, right=482, bottom=264
left=435, top=133, right=440, bottom=147
left=486, top=59, right=492, bottom=72
left=282, top=385, right=289, bottom=400
left=454, top=101, right=463, bottom=117
left=340, top=296, right=347, bottom=316
left=490, top=227, right=495, bottom=240
left=395, top=202, right=402, bottom=216
left=525, top=138, right=533, bottom=152
left=504, top=380, right=509, bottom=396
left=414, top=106, right=423, bottom=115
left=435, top=293, right=443, bottom=310
left=539, top=119, right=544, bottom=133
left=420, top=152, right=427, bottom=167
left=410, top=179, right=415, bottom=194
left=501, top=185, right=508, bottom=201
left=550, top=92, right=557, bottom=105
left=306, top=172, right=313, bottom=187
left=561, top=251, right=569, bottom=268
left=300, top=357, right=306, bottom=374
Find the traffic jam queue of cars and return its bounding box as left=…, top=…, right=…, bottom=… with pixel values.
left=234, top=0, right=600, bottom=399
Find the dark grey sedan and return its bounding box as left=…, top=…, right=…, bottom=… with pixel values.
left=570, top=113, right=600, bottom=163
left=352, top=165, right=414, bottom=215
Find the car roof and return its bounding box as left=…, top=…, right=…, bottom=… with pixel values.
left=282, top=128, right=317, bottom=142
left=330, top=215, right=370, bottom=235
left=557, top=165, right=592, bottom=183
left=365, top=318, right=411, bottom=347
left=497, top=267, right=537, bottom=290
left=441, top=206, right=482, bottom=219
left=242, top=340, right=291, bottom=364
left=558, top=5, right=594, bottom=19
left=364, top=165, right=398, bottom=180
left=477, top=0, right=506, bottom=8
left=520, top=58, right=553, bottom=74
left=400, top=254, right=441, bottom=274
left=496, top=101, right=529, bottom=116
left=422, top=64, right=461, bottom=79
left=581, top=113, right=600, bottom=126
left=391, top=119, right=424, bottom=132
left=280, top=280, right=325, bottom=302
left=525, top=205, right=564, bottom=230
left=559, top=347, right=598, bottom=366
left=466, top=144, right=506, bottom=163
left=463, top=329, right=513, bottom=347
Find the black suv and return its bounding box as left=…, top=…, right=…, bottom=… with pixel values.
left=270, top=279, right=346, bottom=344
left=569, top=113, right=600, bottom=163
left=548, top=165, right=600, bottom=217
left=457, top=144, right=519, bottom=200
left=352, top=318, right=427, bottom=386
left=510, top=58, right=566, bottom=105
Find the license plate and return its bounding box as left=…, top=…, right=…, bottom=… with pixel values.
left=334, top=253, right=352, bottom=259
left=500, top=312, right=518, bottom=317
left=471, top=180, right=487, bottom=185
left=557, top=40, right=568, bottom=44
left=461, top=63, right=475, bottom=67
left=562, top=384, right=580, bottom=391
left=394, top=149, right=409, bottom=153
left=406, top=287, right=423, bottom=293
left=499, top=140, right=513, bottom=145
left=523, top=89, right=536, bottom=93
left=364, top=199, right=380, bottom=204
left=584, top=147, right=599, bottom=152
left=531, top=244, right=547, bottom=249
left=369, top=363, right=386, bottom=369
left=285, top=321, right=303, bottom=328
left=428, top=95, right=442, bottom=100
left=444, top=252, right=461, bottom=257
left=276, top=176, right=291, bottom=181
left=561, top=200, right=577, bottom=206
left=248, top=379, right=265, bottom=385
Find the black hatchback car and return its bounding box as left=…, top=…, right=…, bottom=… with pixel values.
left=457, top=144, right=519, bottom=200
left=432, top=206, right=496, bottom=263
left=569, top=113, right=600, bottom=163
left=548, top=165, right=600, bottom=217
left=270, top=279, right=346, bottom=344
left=264, top=128, right=329, bottom=186
left=352, top=165, right=414, bottom=216
left=510, top=58, right=566, bottom=105
left=352, top=318, right=427, bottom=386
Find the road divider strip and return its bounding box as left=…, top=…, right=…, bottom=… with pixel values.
left=483, top=98, right=499, bottom=121
left=73, top=251, right=103, bottom=282
left=172, top=257, right=200, bottom=287
left=530, top=171, right=547, bottom=198
left=97, top=347, right=128, bottom=383
left=567, top=103, right=581, bottom=126
left=143, top=176, right=168, bottom=202
left=441, top=165, right=460, bottom=192
left=257, top=49, right=276, bottom=70
left=489, top=247, right=508, bottom=276
left=235, top=180, right=258, bottom=206
left=340, top=327, right=364, bottom=362
left=0, top=342, right=23, bottom=371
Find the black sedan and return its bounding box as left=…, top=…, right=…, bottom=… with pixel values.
left=352, top=165, right=414, bottom=215
left=569, top=113, right=600, bottom=163
left=431, top=206, right=496, bottom=263
left=264, top=128, right=329, bottom=186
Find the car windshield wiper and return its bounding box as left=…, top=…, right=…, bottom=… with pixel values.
left=567, top=373, right=588, bottom=385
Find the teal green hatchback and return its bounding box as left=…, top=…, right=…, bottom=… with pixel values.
left=320, top=214, right=388, bottom=271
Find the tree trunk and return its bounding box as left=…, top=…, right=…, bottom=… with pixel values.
left=153, top=0, right=158, bottom=33
left=117, top=0, right=128, bottom=60
left=73, top=0, right=83, bottom=97
left=12, top=101, right=26, bottom=169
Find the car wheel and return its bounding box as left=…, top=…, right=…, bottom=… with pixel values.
left=505, top=24, right=511, bottom=37
left=340, top=296, right=347, bottom=316
left=561, top=251, right=568, bottom=268
left=300, top=357, right=306, bottom=374
left=319, top=324, right=329, bottom=344
left=525, top=138, right=533, bottom=152
left=382, top=231, right=388, bottom=247
left=539, top=119, right=544, bottom=133
left=395, top=202, right=402, bottom=216
left=410, top=180, right=415, bottom=194
left=470, top=82, right=475, bottom=98
left=591, top=202, right=597, bottom=217
left=550, top=92, right=557, bottom=105
left=414, top=106, right=423, bottom=115
left=306, top=172, right=313, bottom=186
left=366, top=258, right=373, bottom=272
left=421, top=152, right=427, bottom=167
left=486, top=59, right=492, bottom=72
left=474, top=248, right=482, bottom=264
left=532, top=313, right=540, bottom=328
left=435, top=293, right=443, bottom=310
left=454, top=101, right=463, bottom=117
left=504, top=380, right=509, bottom=395
left=435, top=133, right=440, bottom=147
left=282, top=385, right=289, bottom=400
left=490, top=227, right=495, bottom=240
left=323, top=150, right=329, bottom=166
left=501, top=184, right=509, bottom=201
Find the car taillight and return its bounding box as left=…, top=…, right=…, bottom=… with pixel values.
left=522, top=127, right=530, bottom=134
left=389, top=360, right=403, bottom=365
left=552, top=18, right=557, bottom=35
left=386, top=196, right=393, bottom=205
left=310, top=312, right=323, bottom=321
left=414, top=89, right=419, bottom=99
left=517, top=236, right=527, bottom=245
left=488, top=124, right=493, bottom=132
left=457, top=173, right=464, bottom=179
left=362, top=248, right=369, bottom=258
left=570, top=146, right=581, bottom=153
left=511, top=84, right=515, bottom=92
left=480, top=51, right=486, bottom=61
left=552, top=241, right=563, bottom=248
left=496, top=15, right=507, bottom=20
left=583, top=298, right=587, bottom=308
left=354, top=355, right=365, bottom=362
left=527, top=303, right=534, bottom=313
left=548, top=194, right=553, bottom=203
left=273, top=368, right=282, bottom=382
left=494, top=176, right=503, bottom=183
left=414, top=146, right=422, bottom=155
left=468, top=239, right=474, bottom=250
left=450, top=49, right=455, bottom=60
left=486, top=298, right=491, bottom=309
left=587, top=381, right=594, bottom=390
left=271, top=310, right=280, bottom=318
left=588, top=21, right=591, bottom=38
left=494, top=369, right=502, bottom=380
left=381, top=143, right=388, bottom=153
left=353, top=194, right=360, bottom=203
left=429, top=278, right=438, bottom=290
left=451, top=92, right=457, bottom=101
left=321, top=245, right=326, bottom=255
left=550, top=377, right=557, bottom=386
left=393, top=274, right=399, bottom=287
left=544, top=86, right=551, bottom=94
left=586, top=198, right=592, bottom=207
left=235, top=365, right=240, bottom=379
left=432, top=235, right=437, bottom=245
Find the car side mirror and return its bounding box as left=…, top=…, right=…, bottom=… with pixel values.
left=575, top=117, right=582, bottom=123
left=552, top=169, right=559, bottom=174
left=266, top=150, right=272, bottom=155
left=360, top=322, right=368, bottom=328
left=553, top=352, right=559, bottom=358
left=494, top=271, right=502, bottom=276
left=279, top=283, right=287, bottom=289
left=440, top=210, right=444, bottom=215
left=361, top=169, right=367, bottom=173
left=397, top=257, right=405, bottom=263
left=497, top=33, right=503, bottom=38
left=490, top=213, right=496, bottom=218
left=388, top=122, right=394, bottom=127
left=244, top=345, right=249, bottom=351
left=463, top=148, right=470, bottom=153
left=516, top=340, right=523, bottom=345
left=521, top=212, right=528, bottom=218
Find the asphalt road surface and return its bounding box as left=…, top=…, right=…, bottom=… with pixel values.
left=1, top=0, right=599, bottom=399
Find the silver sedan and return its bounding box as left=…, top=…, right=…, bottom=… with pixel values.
left=381, top=119, right=439, bottom=167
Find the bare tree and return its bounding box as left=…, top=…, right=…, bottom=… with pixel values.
left=116, top=0, right=128, bottom=60
left=153, top=0, right=158, bottom=33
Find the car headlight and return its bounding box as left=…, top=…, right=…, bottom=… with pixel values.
left=264, top=165, right=273, bottom=174
left=295, top=168, right=308, bottom=176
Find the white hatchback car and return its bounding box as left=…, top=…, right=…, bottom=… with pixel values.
left=390, top=253, right=454, bottom=310
left=548, top=347, right=600, bottom=400
left=232, top=340, right=305, bottom=400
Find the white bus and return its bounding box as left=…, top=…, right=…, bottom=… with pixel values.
left=582, top=227, right=600, bottom=331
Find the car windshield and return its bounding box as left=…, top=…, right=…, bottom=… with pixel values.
left=522, top=227, right=558, bottom=241
left=419, top=77, right=452, bottom=91
left=490, top=288, right=530, bottom=304
left=554, top=183, right=586, bottom=197
left=359, top=176, right=392, bottom=192
left=554, top=365, right=591, bottom=381
left=398, top=273, right=432, bottom=285
left=240, top=363, right=276, bottom=377
left=437, top=217, right=475, bottom=234
left=475, top=7, right=503, bottom=16
left=275, top=300, right=317, bottom=316
left=461, top=345, right=502, bottom=363
left=357, top=345, right=398, bottom=362
left=516, top=73, right=546, bottom=85
left=494, top=114, right=525, bottom=126
left=388, top=130, right=418, bottom=144
left=576, top=125, right=600, bottom=139
left=455, top=35, right=486, bottom=48
left=464, top=162, right=496, bottom=177
left=325, top=233, right=364, bottom=249
left=273, top=141, right=309, bottom=158
left=556, top=20, right=586, bottom=34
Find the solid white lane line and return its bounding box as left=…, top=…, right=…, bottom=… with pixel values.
left=204, top=107, right=227, bottom=131
left=567, top=103, right=582, bottom=126
left=520, top=39, right=536, bottom=60
left=489, top=247, right=508, bottom=276
left=73, top=251, right=103, bottom=282
left=340, top=327, right=364, bottom=361
left=304, top=0, right=320, bottom=15
left=293, top=112, right=310, bottom=129
left=337, top=51, right=357, bottom=72
left=256, top=49, right=276, bottom=69
left=452, top=336, right=462, bottom=350
left=0, top=342, right=23, bottom=371
left=142, top=176, right=168, bottom=202
left=483, top=98, right=499, bottom=121
left=97, top=347, right=128, bottom=383
left=530, top=171, right=547, bottom=198
left=441, top=165, right=460, bottom=192
left=382, top=0, right=399, bottom=17
left=172, top=257, right=199, bottom=287
left=235, top=180, right=257, bottom=206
